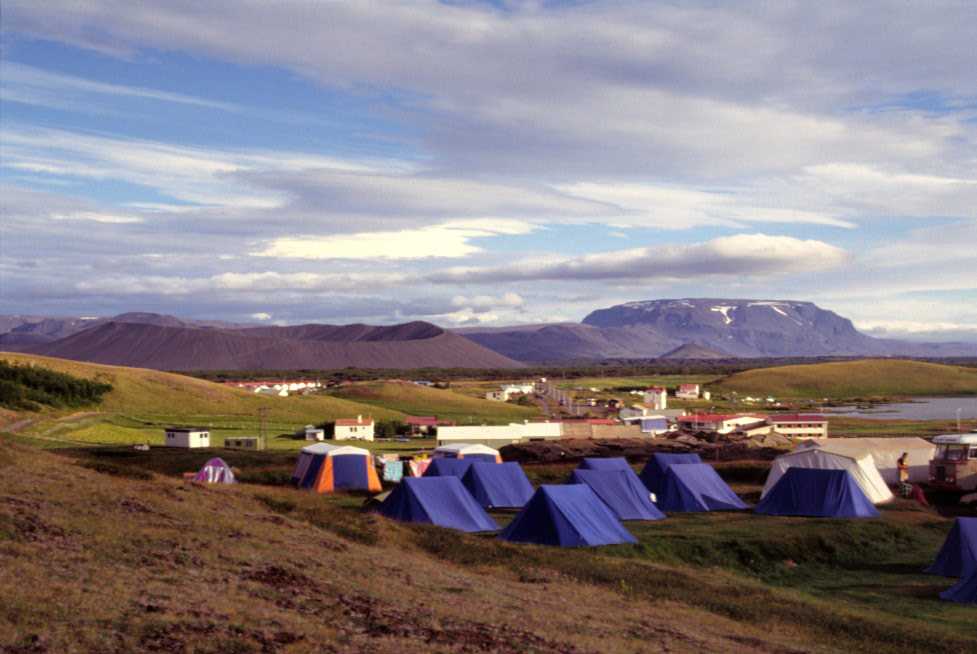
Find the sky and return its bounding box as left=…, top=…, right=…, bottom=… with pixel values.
left=2, top=1, right=976, bottom=341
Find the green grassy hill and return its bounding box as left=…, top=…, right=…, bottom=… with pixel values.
left=328, top=380, right=538, bottom=424
left=2, top=437, right=975, bottom=653
left=714, top=359, right=977, bottom=399
left=0, top=352, right=404, bottom=448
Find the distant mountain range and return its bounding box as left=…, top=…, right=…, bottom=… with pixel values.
left=3, top=299, right=976, bottom=370
left=459, top=298, right=977, bottom=361
left=0, top=314, right=522, bottom=370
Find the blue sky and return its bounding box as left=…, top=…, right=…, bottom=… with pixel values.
left=2, top=1, right=976, bottom=341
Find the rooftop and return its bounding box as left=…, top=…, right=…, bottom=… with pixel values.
left=335, top=417, right=373, bottom=426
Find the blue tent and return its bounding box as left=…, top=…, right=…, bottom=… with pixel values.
left=569, top=469, right=665, bottom=521
left=499, top=484, right=637, bottom=547
left=578, top=457, right=631, bottom=471
left=926, top=517, right=977, bottom=577
left=639, top=453, right=703, bottom=497
left=462, top=462, right=534, bottom=509
left=657, top=463, right=748, bottom=512
left=754, top=468, right=879, bottom=518
left=423, top=458, right=473, bottom=478
left=940, top=571, right=977, bottom=603
left=376, top=477, right=498, bottom=533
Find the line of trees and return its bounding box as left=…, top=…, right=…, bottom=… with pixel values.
left=0, top=360, right=113, bottom=411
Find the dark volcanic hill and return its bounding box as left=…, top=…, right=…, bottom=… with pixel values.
left=459, top=298, right=977, bottom=361
left=24, top=320, right=522, bottom=370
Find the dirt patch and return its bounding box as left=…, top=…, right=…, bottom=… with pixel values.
left=137, top=619, right=305, bottom=654
left=243, top=565, right=318, bottom=594
left=338, top=592, right=587, bottom=653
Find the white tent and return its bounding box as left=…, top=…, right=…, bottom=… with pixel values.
left=763, top=449, right=894, bottom=504
left=795, top=437, right=934, bottom=485
left=433, top=443, right=501, bottom=460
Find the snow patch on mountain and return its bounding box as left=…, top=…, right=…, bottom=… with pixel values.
left=711, top=305, right=736, bottom=325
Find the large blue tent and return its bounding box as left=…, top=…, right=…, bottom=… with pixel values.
left=940, top=571, right=977, bottom=603
left=639, top=453, right=702, bottom=497
left=499, top=484, right=637, bottom=547
left=462, top=462, right=534, bottom=509
left=578, top=457, right=632, bottom=471
left=926, top=517, right=977, bottom=577
left=656, top=463, right=748, bottom=512
left=754, top=468, right=879, bottom=518
left=376, top=477, right=498, bottom=533
left=423, top=458, right=473, bottom=478
left=569, top=469, right=665, bottom=521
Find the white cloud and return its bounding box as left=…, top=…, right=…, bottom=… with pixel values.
left=250, top=312, right=272, bottom=321
left=434, top=233, right=849, bottom=283
left=1, top=61, right=239, bottom=112
left=451, top=292, right=524, bottom=310
left=253, top=220, right=536, bottom=260
left=50, top=210, right=143, bottom=224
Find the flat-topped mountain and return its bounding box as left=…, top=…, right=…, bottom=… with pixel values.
left=460, top=298, right=977, bottom=361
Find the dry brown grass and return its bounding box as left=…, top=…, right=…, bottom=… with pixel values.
left=2, top=437, right=975, bottom=653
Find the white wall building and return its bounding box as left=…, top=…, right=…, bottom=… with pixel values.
left=304, top=425, right=325, bottom=441
left=164, top=427, right=210, bottom=449
left=436, top=421, right=562, bottom=447
left=642, top=387, right=667, bottom=410
left=678, top=414, right=766, bottom=434
left=768, top=414, right=829, bottom=440
left=486, top=383, right=536, bottom=402
left=675, top=384, right=701, bottom=400
left=335, top=415, right=375, bottom=441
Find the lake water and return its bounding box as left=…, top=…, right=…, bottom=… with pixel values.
left=826, top=396, right=977, bottom=420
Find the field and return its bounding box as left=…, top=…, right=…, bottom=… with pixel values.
left=715, top=359, right=977, bottom=399
left=327, top=380, right=538, bottom=424
left=0, top=353, right=413, bottom=449
left=2, top=438, right=975, bottom=653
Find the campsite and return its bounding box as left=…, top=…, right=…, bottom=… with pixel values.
left=3, top=354, right=977, bottom=652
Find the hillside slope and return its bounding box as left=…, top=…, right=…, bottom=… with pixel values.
left=2, top=438, right=974, bottom=653
left=328, top=381, right=538, bottom=424
left=715, top=359, right=977, bottom=398
left=28, top=320, right=523, bottom=371
left=0, top=353, right=403, bottom=444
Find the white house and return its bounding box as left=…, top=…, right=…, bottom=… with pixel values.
left=164, top=427, right=210, bottom=448
left=486, top=383, right=535, bottom=402
left=335, top=415, right=374, bottom=441
left=675, top=384, right=701, bottom=400
left=304, top=424, right=325, bottom=441
left=768, top=414, right=829, bottom=440
left=642, top=387, right=667, bottom=410
left=678, top=413, right=766, bottom=434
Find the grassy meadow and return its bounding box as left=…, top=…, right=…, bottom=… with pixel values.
left=0, top=353, right=466, bottom=449
left=715, top=359, right=977, bottom=399
left=327, top=380, right=538, bottom=424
